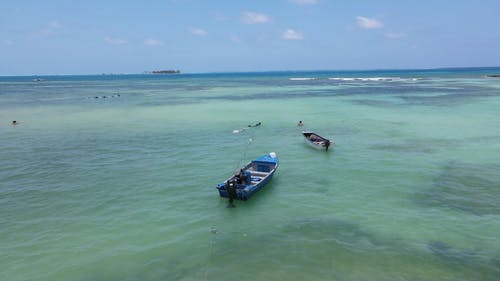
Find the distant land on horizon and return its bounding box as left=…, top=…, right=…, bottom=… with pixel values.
left=144, top=70, right=181, bottom=74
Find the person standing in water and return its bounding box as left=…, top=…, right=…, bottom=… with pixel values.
left=297, top=120, right=303, bottom=126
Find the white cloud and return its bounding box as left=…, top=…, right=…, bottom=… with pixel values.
left=241, top=12, right=270, bottom=24
left=104, top=36, right=128, bottom=45
left=214, top=12, right=230, bottom=22
left=231, top=35, right=241, bottom=43
left=38, top=20, right=62, bottom=37
left=385, top=32, right=407, bottom=39
left=189, top=28, right=208, bottom=36
left=144, top=38, right=164, bottom=46
left=39, top=29, right=56, bottom=37
left=282, top=29, right=304, bottom=40
left=49, top=20, right=62, bottom=29
left=356, top=16, right=384, bottom=29
left=291, top=0, right=319, bottom=5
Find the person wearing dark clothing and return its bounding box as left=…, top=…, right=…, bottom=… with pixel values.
left=236, top=169, right=248, bottom=185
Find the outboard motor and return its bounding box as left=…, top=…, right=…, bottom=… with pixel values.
left=325, top=140, right=331, bottom=151
left=226, top=179, right=237, bottom=208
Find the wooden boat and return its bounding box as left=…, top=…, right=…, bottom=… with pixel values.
left=302, top=131, right=333, bottom=151
left=216, top=152, right=278, bottom=201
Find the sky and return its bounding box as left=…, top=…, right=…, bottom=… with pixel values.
left=1, top=0, right=500, bottom=75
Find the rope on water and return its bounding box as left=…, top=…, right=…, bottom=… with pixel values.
left=234, top=137, right=253, bottom=172
left=204, top=130, right=256, bottom=280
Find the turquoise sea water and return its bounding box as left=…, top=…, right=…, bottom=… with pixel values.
left=1, top=68, right=500, bottom=281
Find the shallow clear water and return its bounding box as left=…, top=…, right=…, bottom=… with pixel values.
left=1, top=69, right=500, bottom=280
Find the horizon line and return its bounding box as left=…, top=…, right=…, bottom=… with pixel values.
left=1, top=65, right=500, bottom=77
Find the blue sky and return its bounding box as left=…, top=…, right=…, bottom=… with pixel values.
left=1, top=0, right=500, bottom=75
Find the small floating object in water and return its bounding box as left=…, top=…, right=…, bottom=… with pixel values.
left=248, top=121, right=262, bottom=127
left=233, top=128, right=245, bottom=134
left=210, top=226, right=217, bottom=234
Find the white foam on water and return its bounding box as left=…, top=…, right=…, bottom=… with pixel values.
left=289, top=77, right=316, bottom=81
